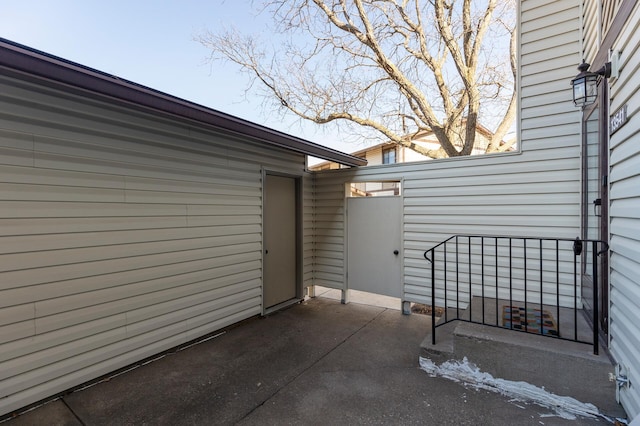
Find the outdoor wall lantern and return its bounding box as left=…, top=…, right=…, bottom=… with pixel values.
left=571, top=60, right=612, bottom=108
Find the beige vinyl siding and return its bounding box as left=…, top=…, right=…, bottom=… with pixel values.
left=0, top=73, right=311, bottom=416
left=583, top=1, right=600, bottom=62
left=581, top=1, right=624, bottom=63
left=607, top=2, right=640, bottom=418
left=602, top=1, right=624, bottom=36
left=314, top=0, right=582, bottom=305
left=582, top=1, right=626, bottom=66
left=313, top=177, right=345, bottom=288
left=365, top=145, right=384, bottom=165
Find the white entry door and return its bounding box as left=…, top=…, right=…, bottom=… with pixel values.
left=264, top=174, right=298, bottom=309
left=347, top=196, right=402, bottom=298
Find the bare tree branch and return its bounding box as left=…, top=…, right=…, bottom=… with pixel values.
left=197, top=0, right=516, bottom=160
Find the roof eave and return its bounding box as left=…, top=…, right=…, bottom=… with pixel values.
left=0, top=38, right=366, bottom=167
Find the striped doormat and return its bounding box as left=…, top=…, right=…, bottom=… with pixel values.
left=502, top=306, right=558, bottom=337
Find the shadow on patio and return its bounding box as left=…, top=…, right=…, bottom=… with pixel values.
left=5, top=297, right=618, bottom=425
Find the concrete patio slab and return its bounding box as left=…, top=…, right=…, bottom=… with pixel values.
left=3, top=297, right=617, bottom=425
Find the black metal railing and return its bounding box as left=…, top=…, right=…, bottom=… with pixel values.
left=423, top=235, right=608, bottom=355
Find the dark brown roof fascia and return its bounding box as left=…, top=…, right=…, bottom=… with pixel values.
left=592, top=0, right=635, bottom=69
left=0, top=38, right=366, bottom=167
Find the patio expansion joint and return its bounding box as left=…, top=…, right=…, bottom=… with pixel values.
left=236, top=307, right=388, bottom=422
left=61, top=397, right=86, bottom=426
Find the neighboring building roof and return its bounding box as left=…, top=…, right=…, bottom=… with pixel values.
left=338, top=141, right=397, bottom=160
left=0, top=38, right=367, bottom=168
left=310, top=124, right=501, bottom=170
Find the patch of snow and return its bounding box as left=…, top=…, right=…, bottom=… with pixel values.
left=419, top=356, right=614, bottom=423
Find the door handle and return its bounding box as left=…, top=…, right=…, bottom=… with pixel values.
left=393, top=250, right=399, bottom=255
left=593, top=198, right=601, bottom=217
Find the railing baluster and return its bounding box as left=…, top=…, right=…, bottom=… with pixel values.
left=509, top=238, right=513, bottom=330
left=495, top=237, right=499, bottom=327
left=540, top=239, right=543, bottom=335
left=444, top=242, right=448, bottom=323
left=468, top=236, right=472, bottom=322
left=481, top=237, right=485, bottom=324
left=592, top=241, right=599, bottom=355
left=456, top=236, right=460, bottom=319
left=524, top=238, right=528, bottom=333
left=556, top=240, right=560, bottom=337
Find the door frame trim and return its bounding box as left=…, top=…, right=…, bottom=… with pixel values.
left=262, top=169, right=304, bottom=315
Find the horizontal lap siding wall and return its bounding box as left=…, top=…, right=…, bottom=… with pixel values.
left=314, top=0, right=582, bottom=304
left=313, top=175, right=345, bottom=288
left=608, top=2, right=640, bottom=417
left=582, top=1, right=600, bottom=63
left=0, top=73, right=311, bottom=415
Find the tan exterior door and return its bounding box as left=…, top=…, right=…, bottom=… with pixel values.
left=264, top=174, right=298, bottom=309
left=347, top=196, right=402, bottom=298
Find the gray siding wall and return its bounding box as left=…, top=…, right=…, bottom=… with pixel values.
left=607, top=2, right=640, bottom=417
left=0, top=73, right=313, bottom=415
left=314, top=0, right=582, bottom=306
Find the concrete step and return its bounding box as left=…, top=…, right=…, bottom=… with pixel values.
left=420, top=309, right=625, bottom=417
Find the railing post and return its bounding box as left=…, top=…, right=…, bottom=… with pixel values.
left=431, top=248, right=436, bottom=345
left=573, top=238, right=581, bottom=341
left=592, top=241, right=599, bottom=355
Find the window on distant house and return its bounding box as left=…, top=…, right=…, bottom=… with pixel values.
left=382, top=147, right=396, bottom=164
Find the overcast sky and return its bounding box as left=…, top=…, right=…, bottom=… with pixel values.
left=0, top=0, right=352, bottom=158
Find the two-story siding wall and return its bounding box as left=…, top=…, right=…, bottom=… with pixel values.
left=0, top=71, right=314, bottom=416
left=314, top=0, right=583, bottom=304
left=607, top=1, right=640, bottom=417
